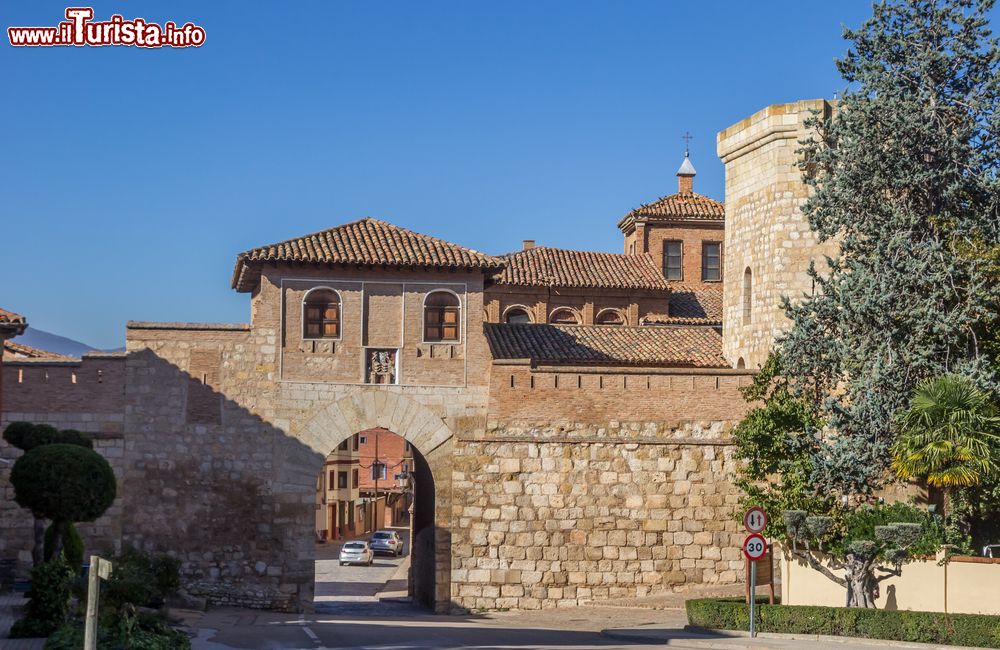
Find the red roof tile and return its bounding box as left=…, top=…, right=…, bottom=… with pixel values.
left=0, top=308, right=27, bottom=336
left=643, top=286, right=723, bottom=325
left=233, top=218, right=504, bottom=291
left=3, top=340, right=73, bottom=361
left=617, top=191, right=724, bottom=232
left=494, top=247, right=670, bottom=291
left=484, top=323, right=726, bottom=367
left=0, top=308, right=26, bottom=325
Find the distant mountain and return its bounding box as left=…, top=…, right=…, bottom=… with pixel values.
left=12, top=327, right=124, bottom=358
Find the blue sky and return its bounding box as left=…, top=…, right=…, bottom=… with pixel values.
left=0, top=1, right=931, bottom=348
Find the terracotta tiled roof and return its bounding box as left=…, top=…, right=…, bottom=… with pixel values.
left=233, top=218, right=504, bottom=291
left=0, top=308, right=27, bottom=336
left=494, top=247, right=670, bottom=291
left=3, top=340, right=74, bottom=361
left=0, top=308, right=26, bottom=326
left=484, top=323, right=726, bottom=367
left=617, top=192, right=724, bottom=231
left=643, top=286, right=724, bottom=325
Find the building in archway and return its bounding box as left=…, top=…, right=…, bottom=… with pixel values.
left=1, top=100, right=837, bottom=613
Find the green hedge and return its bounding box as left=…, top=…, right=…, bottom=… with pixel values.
left=686, top=598, right=1000, bottom=648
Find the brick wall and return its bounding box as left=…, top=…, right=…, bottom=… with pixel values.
left=484, top=286, right=666, bottom=327
left=625, top=222, right=725, bottom=289
left=487, top=362, right=752, bottom=428
left=1, top=354, right=127, bottom=571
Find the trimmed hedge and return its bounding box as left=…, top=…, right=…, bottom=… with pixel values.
left=686, top=598, right=1000, bottom=648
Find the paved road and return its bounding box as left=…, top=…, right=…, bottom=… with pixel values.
left=314, top=527, right=410, bottom=615
left=188, top=606, right=681, bottom=649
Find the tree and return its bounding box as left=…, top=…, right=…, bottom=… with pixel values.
left=3, top=421, right=95, bottom=565
left=776, top=0, right=1000, bottom=498
left=10, top=443, right=116, bottom=562
left=893, top=374, right=1000, bottom=522
left=731, top=354, right=832, bottom=533
left=782, top=503, right=943, bottom=608
left=894, top=374, right=1000, bottom=488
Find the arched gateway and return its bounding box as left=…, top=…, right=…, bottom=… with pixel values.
left=290, top=391, right=455, bottom=612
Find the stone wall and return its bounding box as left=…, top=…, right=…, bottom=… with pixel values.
left=450, top=434, right=743, bottom=610
left=717, top=99, right=840, bottom=369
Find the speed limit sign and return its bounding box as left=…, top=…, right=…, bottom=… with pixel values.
left=743, top=506, right=767, bottom=533
left=743, top=533, right=767, bottom=561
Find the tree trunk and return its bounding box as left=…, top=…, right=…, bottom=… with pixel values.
left=49, top=520, right=64, bottom=561
left=32, top=516, right=45, bottom=566
left=843, top=557, right=877, bottom=608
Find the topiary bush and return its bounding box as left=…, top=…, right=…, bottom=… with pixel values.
left=686, top=598, right=1000, bottom=648
left=2, top=422, right=92, bottom=452
left=11, top=443, right=116, bottom=561
left=8, top=559, right=76, bottom=639
left=44, top=522, right=84, bottom=570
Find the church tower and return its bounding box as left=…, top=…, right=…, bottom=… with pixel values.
left=617, top=149, right=725, bottom=289
left=716, top=99, right=838, bottom=369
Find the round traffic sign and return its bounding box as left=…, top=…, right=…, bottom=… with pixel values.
left=743, top=506, right=768, bottom=533
left=743, top=533, right=767, bottom=561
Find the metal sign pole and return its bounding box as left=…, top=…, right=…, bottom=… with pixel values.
left=749, top=559, right=757, bottom=638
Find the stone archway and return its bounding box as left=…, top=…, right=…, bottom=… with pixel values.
left=283, top=390, right=455, bottom=613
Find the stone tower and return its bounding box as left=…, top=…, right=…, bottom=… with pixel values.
left=716, top=99, right=839, bottom=369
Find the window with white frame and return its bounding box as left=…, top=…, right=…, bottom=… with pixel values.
left=424, top=291, right=461, bottom=342
left=303, top=288, right=341, bottom=339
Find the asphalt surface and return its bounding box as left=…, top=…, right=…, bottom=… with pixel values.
left=314, top=527, right=410, bottom=615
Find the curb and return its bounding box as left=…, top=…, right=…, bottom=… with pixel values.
left=600, top=625, right=998, bottom=650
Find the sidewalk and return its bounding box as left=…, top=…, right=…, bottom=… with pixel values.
left=601, top=624, right=997, bottom=650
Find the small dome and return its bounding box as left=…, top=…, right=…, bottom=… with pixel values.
left=677, top=155, right=697, bottom=176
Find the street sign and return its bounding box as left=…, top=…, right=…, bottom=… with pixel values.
left=743, top=506, right=767, bottom=534
left=743, top=533, right=767, bottom=561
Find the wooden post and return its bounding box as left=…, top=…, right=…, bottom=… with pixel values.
left=83, top=555, right=112, bottom=650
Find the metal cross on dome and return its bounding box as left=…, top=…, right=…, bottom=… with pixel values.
left=682, top=131, right=693, bottom=157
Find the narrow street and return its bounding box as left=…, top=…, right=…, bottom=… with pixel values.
left=314, top=527, right=411, bottom=616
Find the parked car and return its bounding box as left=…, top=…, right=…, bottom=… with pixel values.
left=339, top=541, right=374, bottom=566
left=370, top=530, right=404, bottom=556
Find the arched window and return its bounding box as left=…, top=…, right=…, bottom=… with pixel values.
left=742, top=267, right=753, bottom=325
left=595, top=309, right=625, bottom=326
left=303, top=288, right=341, bottom=339
left=736, top=357, right=746, bottom=370
left=424, top=291, right=461, bottom=342
left=549, top=308, right=581, bottom=325
left=504, top=306, right=532, bottom=324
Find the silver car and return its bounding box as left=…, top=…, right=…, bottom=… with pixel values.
left=339, top=541, right=373, bottom=566
left=370, top=530, right=404, bottom=556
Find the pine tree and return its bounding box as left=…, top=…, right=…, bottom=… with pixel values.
left=781, top=0, right=1000, bottom=497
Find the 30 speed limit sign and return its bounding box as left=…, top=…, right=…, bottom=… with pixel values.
left=743, top=506, right=767, bottom=533
left=743, top=533, right=767, bottom=561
